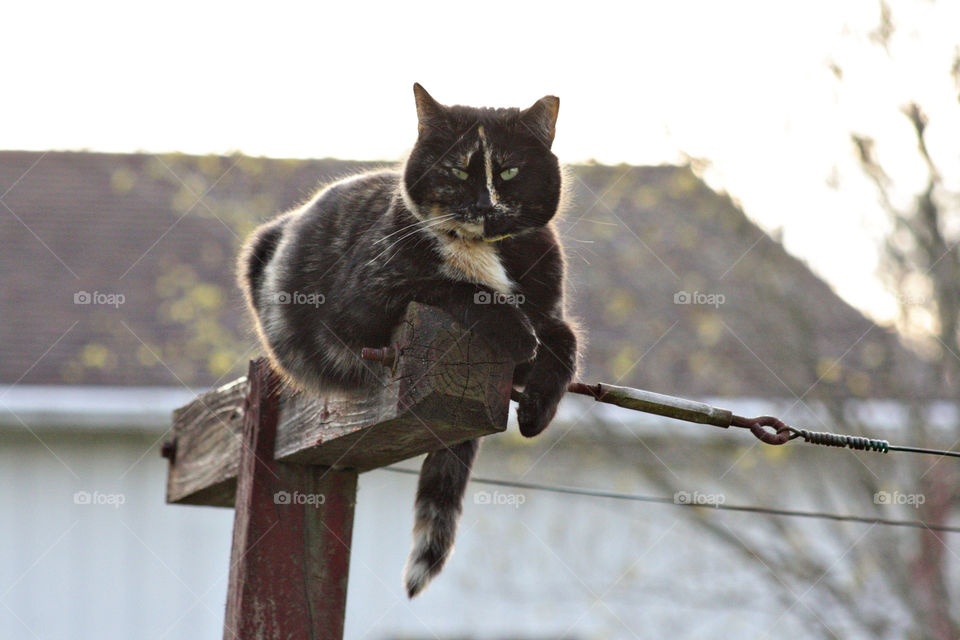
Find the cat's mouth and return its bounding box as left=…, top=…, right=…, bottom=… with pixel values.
left=427, top=211, right=519, bottom=243
left=452, top=223, right=485, bottom=241
left=430, top=217, right=486, bottom=242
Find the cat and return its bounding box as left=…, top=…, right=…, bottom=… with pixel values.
left=238, top=84, right=579, bottom=597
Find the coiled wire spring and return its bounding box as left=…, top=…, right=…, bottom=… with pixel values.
left=790, top=428, right=890, bottom=453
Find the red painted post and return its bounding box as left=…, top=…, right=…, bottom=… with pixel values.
left=224, top=359, right=357, bottom=640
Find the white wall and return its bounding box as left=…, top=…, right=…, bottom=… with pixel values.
left=0, top=392, right=949, bottom=639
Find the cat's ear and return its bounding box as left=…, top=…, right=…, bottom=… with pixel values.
left=519, top=95, right=560, bottom=148
left=413, top=83, right=445, bottom=134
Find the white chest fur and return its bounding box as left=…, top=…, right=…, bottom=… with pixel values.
left=438, top=237, right=513, bottom=294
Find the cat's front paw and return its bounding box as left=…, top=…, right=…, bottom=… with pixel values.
left=517, top=387, right=562, bottom=437
left=473, top=308, right=538, bottom=363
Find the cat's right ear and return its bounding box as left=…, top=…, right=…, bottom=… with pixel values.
left=520, top=95, right=560, bottom=148
left=413, top=83, right=445, bottom=134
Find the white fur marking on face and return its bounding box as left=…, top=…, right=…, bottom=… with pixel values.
left=462, top=136, right=480, bottom=167
left=458, top=221, right=483, bottom=237
left=438, top=235, right=513, bottom=294
left=478, top=126, right=500, bottom=206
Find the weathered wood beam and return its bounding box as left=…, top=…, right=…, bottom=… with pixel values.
left=166, top=377, right=247, bottom=507
left=165, top=302, right=514, bottom=507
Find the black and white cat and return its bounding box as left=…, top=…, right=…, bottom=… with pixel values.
left=238, top=84, right=579, bottom=597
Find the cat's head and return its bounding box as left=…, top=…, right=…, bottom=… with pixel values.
left=402, top=84, right=562, bottom=242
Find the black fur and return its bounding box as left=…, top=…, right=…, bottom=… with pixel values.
left=238, top=85, right=579, bottom=596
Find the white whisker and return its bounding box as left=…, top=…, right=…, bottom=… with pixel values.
left=375, top=212, right=457, bottom=245
left=366, top=216, right=453, bottom=266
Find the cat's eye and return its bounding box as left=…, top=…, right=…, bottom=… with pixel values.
left=500, top=167, right=519, bottom=181
left=450, top=168, right=469, bottom=180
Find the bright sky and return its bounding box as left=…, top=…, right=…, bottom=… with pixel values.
left=5, top=1, right=959, bottom=325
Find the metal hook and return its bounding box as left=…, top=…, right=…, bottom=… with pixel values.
left=731, top=415, right=794, bottom=445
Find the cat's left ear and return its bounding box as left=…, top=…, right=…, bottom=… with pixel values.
left=413, top=83, right=446, bottom=134
left=519, top=95, right=560, bottom=148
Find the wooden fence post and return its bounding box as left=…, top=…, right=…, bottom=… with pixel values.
left=223, top=359, right=356, bottom=640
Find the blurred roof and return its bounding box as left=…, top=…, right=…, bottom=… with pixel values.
left=0, top=151, right=932, bottom=400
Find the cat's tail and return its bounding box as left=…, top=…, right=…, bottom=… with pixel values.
left=403, top=439, right=480, bottom=598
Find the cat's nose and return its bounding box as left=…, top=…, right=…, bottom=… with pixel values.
left=476, top=188, right=494, bottom=212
